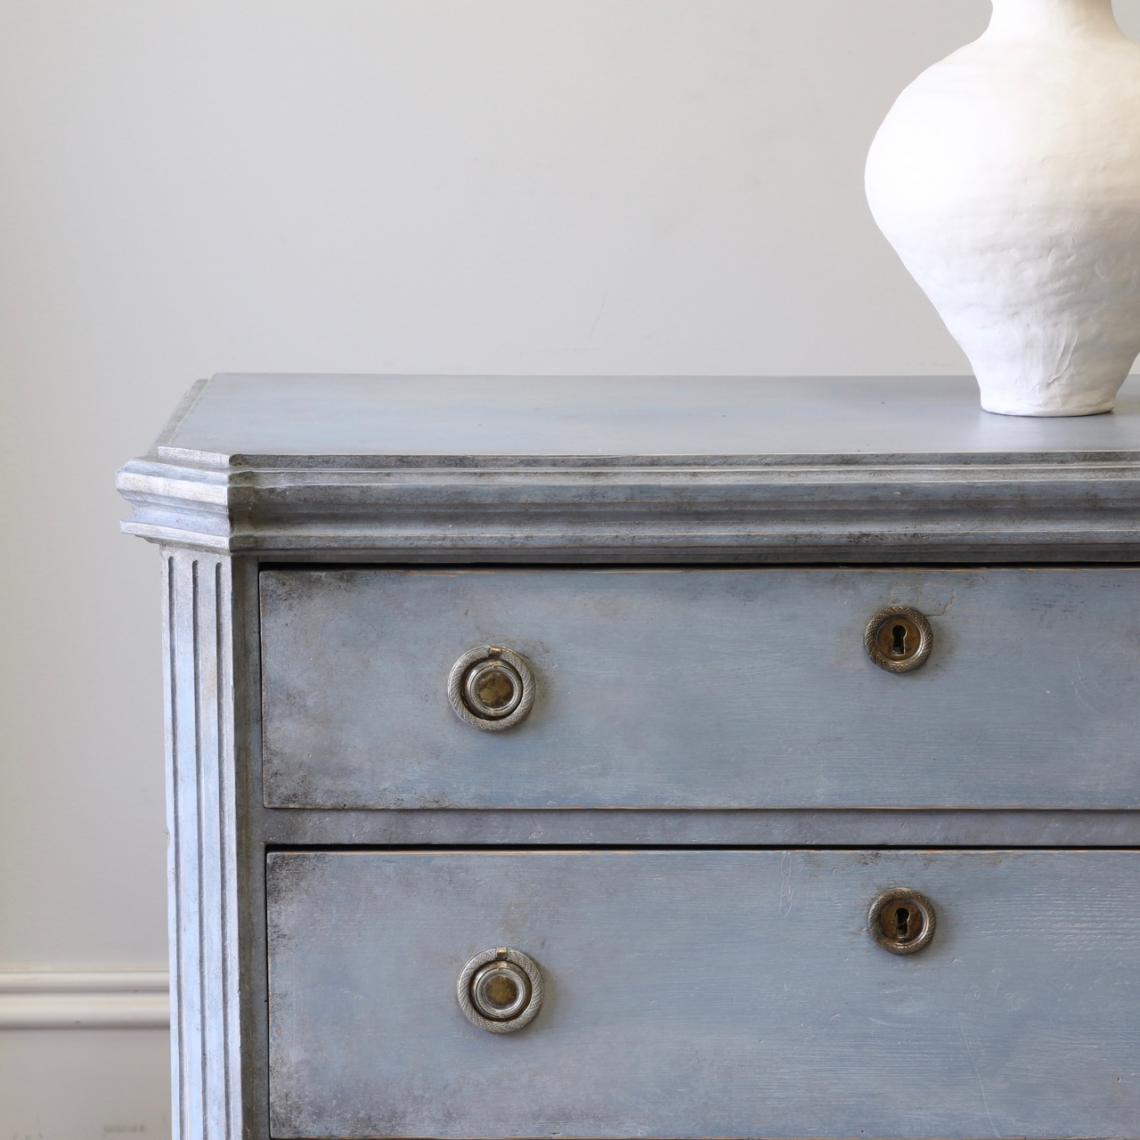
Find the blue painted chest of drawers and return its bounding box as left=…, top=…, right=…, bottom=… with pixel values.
left=119, top=374, right=1140, bottom=1140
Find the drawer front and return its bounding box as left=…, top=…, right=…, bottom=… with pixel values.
left=260, top=567, right=1140, bottom=809
left=267, top=849, right=1140, bottom=1139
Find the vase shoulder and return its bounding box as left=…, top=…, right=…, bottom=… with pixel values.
left=868, top=33, right=1140, bottom=217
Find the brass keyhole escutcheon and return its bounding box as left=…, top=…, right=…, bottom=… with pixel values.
left=447, top=646, right=536, bottom=731
left=864, top=605, right=934, bottom=673
left=869, top=889, right=937, bottom=955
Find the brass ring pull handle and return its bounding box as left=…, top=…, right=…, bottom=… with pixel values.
left=448, top=646, right=536, bottom=731
left=457, top=947, right=544, bottom=1033
left=864, top=605, right=934, bottom=673
left=868, top=888, right=937, bottom=955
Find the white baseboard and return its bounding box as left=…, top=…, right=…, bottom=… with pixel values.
left=0, top=971, right=170, bottom=1029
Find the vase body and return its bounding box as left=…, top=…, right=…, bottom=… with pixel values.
left=866, top=0, right=1140, bottom=416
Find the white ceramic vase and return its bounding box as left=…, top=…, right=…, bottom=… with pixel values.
left=866, top=0, right=1140, bottom=416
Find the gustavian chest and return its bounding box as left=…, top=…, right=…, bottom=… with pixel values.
left=118, top=374, right=1140, bottom=1140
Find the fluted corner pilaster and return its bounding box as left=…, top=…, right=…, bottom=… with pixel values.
left=162, top=550, right=242, bottom=1139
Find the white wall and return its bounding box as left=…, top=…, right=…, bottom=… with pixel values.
left=4, top=1, right=1139, bottom=1134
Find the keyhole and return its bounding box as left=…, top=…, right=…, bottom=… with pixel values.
left=891, top=624, right=909, bottom=657
left=896, top=906, right=911, bottom=940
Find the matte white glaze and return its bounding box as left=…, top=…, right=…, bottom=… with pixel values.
left=867, top=0, right=1140, bottom=416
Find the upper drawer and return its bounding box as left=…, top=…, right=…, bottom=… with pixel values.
left=259, top=567, right=1140, bottom=809
left=267, top=848, right=1140, bottom=1139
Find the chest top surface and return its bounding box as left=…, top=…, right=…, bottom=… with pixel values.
left=158, top=373, right=1140, bottom=460
left=117, top=374, right=1140, bottom=561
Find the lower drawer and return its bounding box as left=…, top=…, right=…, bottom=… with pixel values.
left=266, top=849, right=1140, bottom=1140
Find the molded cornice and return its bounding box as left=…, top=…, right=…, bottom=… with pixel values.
left=117, top=449, right=1140, bottom=562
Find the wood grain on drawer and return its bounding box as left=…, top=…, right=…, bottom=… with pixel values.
left=259, top=567, right=1140, bottom=809
left=266, top=848, right=1140, bottom=1140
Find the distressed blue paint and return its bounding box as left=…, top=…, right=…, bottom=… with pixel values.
left=261, top=566, right=1140, bottom=810
left=267, top=849, right=1140, bottom=1140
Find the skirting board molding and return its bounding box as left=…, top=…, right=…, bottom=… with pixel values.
left=0, top=971, right=170, bottom=1029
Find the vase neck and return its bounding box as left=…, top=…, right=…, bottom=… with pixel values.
left=988, top=0, right=1120, bottom=39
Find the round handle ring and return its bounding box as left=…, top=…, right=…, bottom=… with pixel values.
left=457, top=947, right=545, bottom=1033
left=448, top=646, right=536, bottom=731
